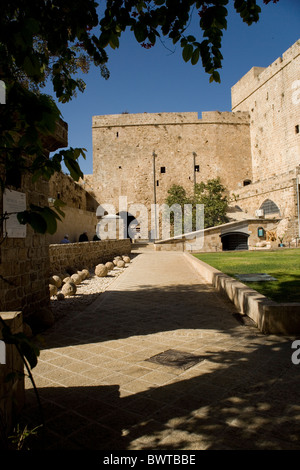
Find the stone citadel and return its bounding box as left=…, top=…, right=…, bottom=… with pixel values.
left=82, top=39, right=300, bottom=251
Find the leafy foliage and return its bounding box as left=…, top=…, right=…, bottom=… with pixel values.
left=193, top=177, right=228, bottom=228
left=8, top=423, right=43, bottom=451
left=98, top=0, right=263, bottom=84
left=0, top=1, right=271, bottom=233
left=165, top=184, right=190, bottom=207
left=165, top=178, right=228, bottom=232
left=1, top=1, right=266, bottom=95
left=165, top=184, right=190, bottom=229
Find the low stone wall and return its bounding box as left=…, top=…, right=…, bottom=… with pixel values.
left=154, top=219, right=280, bottom=252
left=184, top=253, right=300, bottom=335
left=49, top=239, right=131, bottom=274
left=0, top=312, right=24, bottom=439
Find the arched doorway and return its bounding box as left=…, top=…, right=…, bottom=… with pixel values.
left=117, top=211, right=139, bottom=239
left=221, top=232, right=249, bottom=251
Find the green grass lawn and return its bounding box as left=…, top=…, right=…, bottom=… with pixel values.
left=194, top=248, right=300, bottom=303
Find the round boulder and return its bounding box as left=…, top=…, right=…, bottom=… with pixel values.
left=62, top=281, right=77, bottom=297
left=95, top=264, right=108, bottom=277
left=56, top=293, right=65, bottom=301
left=77, top=271, right=86, bottom=282
left=105, top=262, right=115, bottom=271
left=63, top=276, right=72, bottom=284
left=49, top=284, right=58, bottom=297
left=81, top=268, right=90, bottom=279
left=122, top=256, right=131, bottom=264
left=71, top=273, right=82, bottom=285
left=117, top=260, right=125, bottom=268
left=49, top=275, right=62, bottom=288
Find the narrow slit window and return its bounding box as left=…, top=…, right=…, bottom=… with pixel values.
left=296, top=125, right=299, bottom=134
left=160, top=166, right=166, bottom=174
left=156, top=180, right=159, bottom=186
left=194, top=165, right=200, bottom=172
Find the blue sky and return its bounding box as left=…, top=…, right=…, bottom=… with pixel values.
left=45, top=0, right=300, bottom=176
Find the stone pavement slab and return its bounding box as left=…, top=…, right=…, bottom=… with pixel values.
left=21, top=250, right=300, bottom=450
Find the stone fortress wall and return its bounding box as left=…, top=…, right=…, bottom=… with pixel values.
left=91, top=110, right=252, bottom=241
left=89, top=40, right=300, bottom=244
left=231, top=40, right=300, bottom=180
left=230, top=40, right=300, bottom=241
left=47, top=172, right=99, bottom=244
left=91, top=110, right=252, bottom=210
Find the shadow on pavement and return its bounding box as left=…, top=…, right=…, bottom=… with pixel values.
left=16, top=338, right=300, bottom=450
left=41, top=283, right=247, bottom=349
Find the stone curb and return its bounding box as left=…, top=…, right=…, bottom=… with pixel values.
left=183, top=252, right=300, bottom=335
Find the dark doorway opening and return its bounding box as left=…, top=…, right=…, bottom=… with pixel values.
left=117, top=211, right=138, bottom=240
left=221, top=232, right=249, bottom=251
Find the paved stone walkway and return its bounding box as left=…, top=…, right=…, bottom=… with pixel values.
left=22, top=250, right=300, bottom=450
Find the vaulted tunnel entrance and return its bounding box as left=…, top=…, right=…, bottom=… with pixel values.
left=221, top=232, right=249, bottom=251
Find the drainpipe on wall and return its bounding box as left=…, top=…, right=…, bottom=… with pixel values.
left=297, top=175, right=300, bottom=239
left=153, top=151, right=157, bottom=239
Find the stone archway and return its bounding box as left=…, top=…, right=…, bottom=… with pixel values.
left=117, top=211, right=139, bottom=240
left=221, top=231, right=249, bottom=251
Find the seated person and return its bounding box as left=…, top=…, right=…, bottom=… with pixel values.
left=60, top=234, right=70, bottom=244
left=79, top=231, right=88, bottom=242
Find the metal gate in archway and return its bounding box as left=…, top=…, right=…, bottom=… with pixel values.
left=221, top=232, right=249, bottom=251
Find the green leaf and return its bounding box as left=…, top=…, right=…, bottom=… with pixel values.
left=182, top=44, right=193, bottom=63
left=64, top=157, right=83, bottom=181
left=17, top=211, right=48, bottom=234
left=38, top=208, right=58, bottom=234
left=30, top=204, right=63, bottom=233
left=191, top=48, right=200, bottom=65
left=109, top=33, right=120, bottom=49
left=98, top=30, right=111, bottom=48
left=133, top=22, right=148, bottom=43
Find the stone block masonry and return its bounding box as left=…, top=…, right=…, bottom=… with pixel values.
left=49, top=239, right=131, bottom=274
left=46, top=206, right=98, bottom=245
left=232, top=40, right=300, bottom=181
left=0, top=119, right=68, bottom=328
left=91, top=110, right=252, bottom=213
left=0, top=175, right=52, bottom=321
